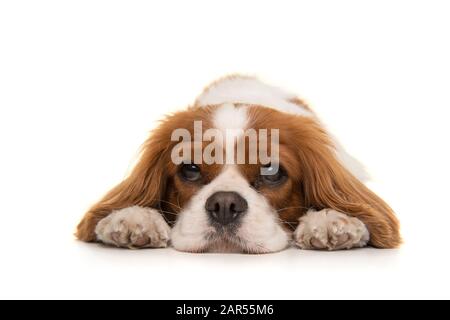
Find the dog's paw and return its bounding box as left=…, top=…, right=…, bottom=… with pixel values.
left=95, top=206, right=171, bottom=249
left=293, top=209, right=369, bottom=250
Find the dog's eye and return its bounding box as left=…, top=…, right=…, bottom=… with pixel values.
left=260, top=164, right=286, bottom=186
left=180, top=163, right=202, bottom=182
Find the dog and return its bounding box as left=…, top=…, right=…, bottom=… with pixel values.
left=76, top=75, right=401, bottom=253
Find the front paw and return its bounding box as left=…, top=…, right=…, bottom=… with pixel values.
left=293, top=209, right=369, bottom=250
left=95, top=206, right=171, bottom=249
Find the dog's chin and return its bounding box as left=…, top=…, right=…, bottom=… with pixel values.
left=178, top=230, right=278, bottom=254
left=206, top=239, right=246, bottom=253
left=190, top=240, right=276, bottom=254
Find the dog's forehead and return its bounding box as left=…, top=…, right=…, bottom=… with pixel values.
left=212, top=103, right=249, bottom=135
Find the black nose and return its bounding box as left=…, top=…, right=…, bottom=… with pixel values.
left=205, top=191, right=248, bottom=225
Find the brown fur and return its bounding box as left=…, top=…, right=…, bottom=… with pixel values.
left=289, top=97, right=312, bottom=112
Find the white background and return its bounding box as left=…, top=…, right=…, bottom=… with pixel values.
left=1, top=1, right=449, bottom=299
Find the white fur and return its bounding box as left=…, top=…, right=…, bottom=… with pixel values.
left=95, top=206, right=171, bottom=248
left=171, top=166, right=289, bottom=253
left=293, top=209, right=369, bottom=250
left=333, top=138, right=370, bottom=181
left=212, top=102, right=248, bottom=137
left=197, top=76, right=312, bottom=117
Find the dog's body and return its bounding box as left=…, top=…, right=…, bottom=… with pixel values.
left=76, top=75, right=401, bottom=253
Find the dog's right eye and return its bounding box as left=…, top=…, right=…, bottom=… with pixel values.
left=180, top=163, right=202, bottom=182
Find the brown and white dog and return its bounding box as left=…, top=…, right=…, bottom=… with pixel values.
left=76, top=75, right=401, bottom=253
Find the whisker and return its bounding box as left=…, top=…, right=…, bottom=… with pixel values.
left=176, top=193, right=181, bottom=210
left=276, top=206, right=310, bottom=213
left=156, top=199, right=182, bottom=209
left=274, top=216, right=297, bottom=229
left=158, top=210, right=180, bottom=216
left=150, top=198, right=182, bottom=210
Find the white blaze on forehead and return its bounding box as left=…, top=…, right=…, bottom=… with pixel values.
left=212, top=103, right=249, bottom=165
left=197, top=76, right=312, bottom=117
left=212, top=103, right=248, bottom=136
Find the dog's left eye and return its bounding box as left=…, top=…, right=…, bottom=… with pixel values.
left=260, top=164, right=286, bottom=186
left=180, top=163, right=202, bottom=182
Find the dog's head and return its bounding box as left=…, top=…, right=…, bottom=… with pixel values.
left=90, top=99, right=394, bottom=253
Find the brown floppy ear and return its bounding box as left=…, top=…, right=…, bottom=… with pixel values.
left=296, top=121, right=401, bottom=248
left=76, top=131, right=169, bottom=242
